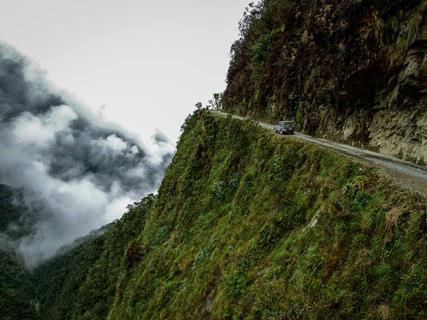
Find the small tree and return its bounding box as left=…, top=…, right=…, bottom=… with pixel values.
left=208, top=93, right=223, bottom=110
left=195, top=102, right=203, bottom=110
left=125, top=241, right=142, bottom=269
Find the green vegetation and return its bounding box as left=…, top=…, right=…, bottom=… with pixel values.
left=0, top=185, right=38, bottom=320
left=34, top=195, right=154, bottom=320
left=0, top=185, right=25, bottom=235
left=3, top=113, right=426, bottom=319
left=106, top=112, right=426, bottom=319
left=0, top=250, right=38, bottom=320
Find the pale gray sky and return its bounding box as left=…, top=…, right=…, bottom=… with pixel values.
left=0, top=0, right=249, bottom=142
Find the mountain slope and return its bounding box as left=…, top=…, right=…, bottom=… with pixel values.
left=32, top=112, right=426, bottom=319
left=222, top=0, right=427, bottom=165
left=0, top=250, right=37, bottom=320
left=108, top=112, right=427, bottom=319
left=34, top=195, right=154, bottom=320
left=0, top=185, right=38, bottom=320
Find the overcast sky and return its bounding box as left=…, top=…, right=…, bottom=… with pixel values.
left=0, top=0, right=250, bottom=142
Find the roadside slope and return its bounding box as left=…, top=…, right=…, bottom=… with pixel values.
left=29, top=112, right=427, bottom=319
left=213, top=111, right=427, bottom=196
left=107, top=111, right=427, bottom=319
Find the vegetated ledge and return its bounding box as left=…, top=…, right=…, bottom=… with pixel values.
left=107, top=111, right=426, bottom=319
left=35, top=111, right=426, bottom=319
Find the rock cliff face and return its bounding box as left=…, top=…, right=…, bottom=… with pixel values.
left=223, top=0, right=427, bottom=164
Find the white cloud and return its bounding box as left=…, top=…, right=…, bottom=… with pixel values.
left=100, top=134, right=128, bottom=154
left=10, top=105, right=77, bottom=148
left=0, top=44, right=174, bottom=267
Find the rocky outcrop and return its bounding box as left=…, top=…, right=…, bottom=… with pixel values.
left=369, top=10, right=427, bottom=164
left=223, top=0, right=427, bottom=165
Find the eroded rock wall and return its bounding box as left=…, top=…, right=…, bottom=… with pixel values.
left=223, top=0, right=427, bottom=164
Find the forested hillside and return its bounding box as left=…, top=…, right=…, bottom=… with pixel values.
left=30, top=112, right=426, bottom=319
left=222, top=0, right=427, bottom=165
left=0, top=185, right=38, bottom=320
left=34, top=196, right=154, bottom=320
left=0, top=185, right=26, bottom=235
left=0, top=250, right=37, bottom=320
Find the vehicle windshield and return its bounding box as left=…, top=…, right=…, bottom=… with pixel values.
left=279, top=121, right=293, bottom=129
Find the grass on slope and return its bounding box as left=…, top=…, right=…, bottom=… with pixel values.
left=107, top=111, right=426, bottom=319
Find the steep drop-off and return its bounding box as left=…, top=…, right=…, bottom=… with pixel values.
left=222, top=0, right=427, bottom=165
left=34, top=112, right=426, bottom=319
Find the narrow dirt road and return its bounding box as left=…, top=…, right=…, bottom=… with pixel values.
left=212, top=111, right=427, bottom=197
